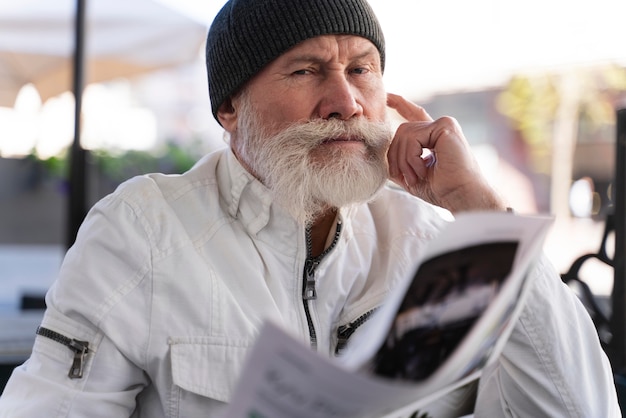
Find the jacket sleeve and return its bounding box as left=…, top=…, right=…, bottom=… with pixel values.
left=0, top=188, right=153, bottom=418
left=474, top=254, right=621, bottom=417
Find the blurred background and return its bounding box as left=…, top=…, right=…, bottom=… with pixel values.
left=1, top=0, right=625, bottom=401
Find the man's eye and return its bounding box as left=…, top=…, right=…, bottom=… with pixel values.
left=292, top=69, right=310, bottom=75
left=351, top=67, right=369, bottom=75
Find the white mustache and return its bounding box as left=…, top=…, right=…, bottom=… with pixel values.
left=274, top=118, right=393, bottom=150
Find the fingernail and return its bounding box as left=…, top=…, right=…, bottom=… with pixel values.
left=424, top=152, right=436, bottom=168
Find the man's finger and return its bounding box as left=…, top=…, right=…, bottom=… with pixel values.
left=387, top=93, right=434, bottom=122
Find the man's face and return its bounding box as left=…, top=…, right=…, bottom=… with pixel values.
left=232, top=34, right=386, bottom=131
left=221, top=35, right=392, bottom=224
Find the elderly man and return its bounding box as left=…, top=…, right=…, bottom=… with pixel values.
left=0, top=0, right=619, bottom=417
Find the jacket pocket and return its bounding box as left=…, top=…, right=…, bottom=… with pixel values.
left=169, top=336, right=254, bottom=404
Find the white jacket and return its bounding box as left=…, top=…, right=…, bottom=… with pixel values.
left=0, top=148, right=619, bottom=417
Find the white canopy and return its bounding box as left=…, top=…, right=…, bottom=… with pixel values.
left=0, top=0, right=207, bottom=107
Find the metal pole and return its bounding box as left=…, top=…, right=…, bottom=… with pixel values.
left=609, top=108, right=626, bottom=373
left=66, top=0, right=87, bottom=249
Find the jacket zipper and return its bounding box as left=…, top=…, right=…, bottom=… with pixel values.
left=335, top=307, right=379, bottom=355
left=36, top=326, right=90, bottom=379
left=302, top=219, right=342, bottom=350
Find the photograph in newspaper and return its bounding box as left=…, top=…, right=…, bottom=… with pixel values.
left=369, top=241, right=518, bottom=382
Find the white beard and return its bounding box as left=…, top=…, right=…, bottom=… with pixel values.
left=233, top=96, right=393, bottom=225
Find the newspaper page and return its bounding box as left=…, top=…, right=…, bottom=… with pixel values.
left=220, top=212, right=554, bottom=418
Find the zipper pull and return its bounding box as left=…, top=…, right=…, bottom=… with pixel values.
left=335, top=308, right=379, bottom=355
left=335, top=324, right=352, bottom=355
left=36, top=326, right=91, bottom=379
left=68, top=339, right=90, bottom=379
left=303, top=259, right=319, bottom=300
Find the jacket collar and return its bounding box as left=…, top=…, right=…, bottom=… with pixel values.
left=216, top=148, right=356, bottom=249
left=218, top=148, right=300, bottom=238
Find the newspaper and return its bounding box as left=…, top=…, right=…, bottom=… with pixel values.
left=220, top=212, right=554, bottom=418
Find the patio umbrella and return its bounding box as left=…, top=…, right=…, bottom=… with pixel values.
left=0, top=0, right=206, bottom=107
left=0, top=0, right=206, bottom=248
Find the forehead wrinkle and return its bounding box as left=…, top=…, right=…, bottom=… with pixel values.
left=281, top=43, right=380, bottom=68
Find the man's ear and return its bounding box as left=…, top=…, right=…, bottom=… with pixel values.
left=217, top=98, right=238, bottom=132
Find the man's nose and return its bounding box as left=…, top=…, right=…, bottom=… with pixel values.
left=318, top=74, right=363, bottom=120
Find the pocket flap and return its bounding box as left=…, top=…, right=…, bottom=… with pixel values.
left=169, top=336, right=253, bottom=403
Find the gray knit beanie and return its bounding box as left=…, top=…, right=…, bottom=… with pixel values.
left=206, top=0, right=385, bottom=122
